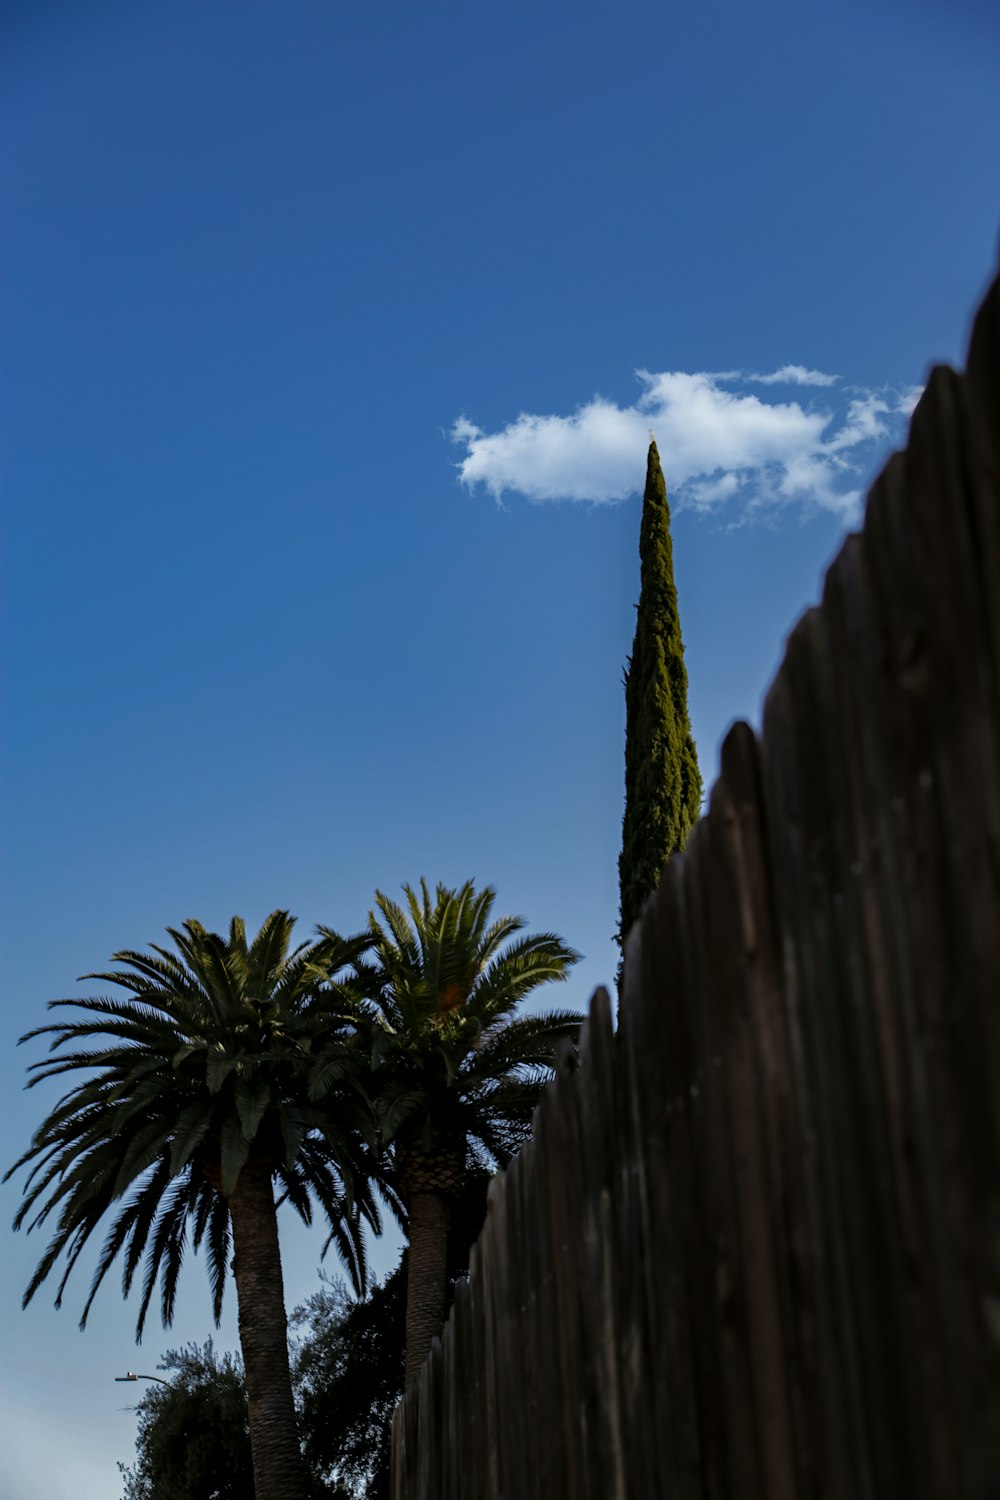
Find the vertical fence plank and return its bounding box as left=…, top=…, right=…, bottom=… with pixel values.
left=682, top=808, right=762, bottom=1500
left=574, top=988, right=626, bottom=1500
left=713, top=723, right=798, bottom=1500
left=762, top=647, right=861, bottom=1499
left=628, top=854, right=712, bottom=1500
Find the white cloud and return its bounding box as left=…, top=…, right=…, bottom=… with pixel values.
left=749, top=364, right=840, bottom=387
left=451, top=365, right=914, bottom=520
left=823, top=393, right=890, bottom=453
left=895, top=385, right=923, bottom=417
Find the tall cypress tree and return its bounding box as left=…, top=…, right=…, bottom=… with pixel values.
left=618, top=440, right=701, bottom=968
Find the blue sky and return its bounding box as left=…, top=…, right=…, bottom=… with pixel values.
left=2, top=0, right=997, bottom=1493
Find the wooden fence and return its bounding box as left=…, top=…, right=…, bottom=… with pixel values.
left=391, top=267, right=1000, bottom=1499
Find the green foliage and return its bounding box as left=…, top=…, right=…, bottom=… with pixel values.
left=293, top=1271, right=404, bottom=1500
left=618, top=442, right=702, bottom=959
left=117, top=1342, right=255, bottom=1500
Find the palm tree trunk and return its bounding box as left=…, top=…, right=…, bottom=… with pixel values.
left=229, top=1159, right=309, bottom=1500
left=404, top=1187, right=451, bottom=1390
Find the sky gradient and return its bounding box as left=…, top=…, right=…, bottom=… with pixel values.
left=2, top=1, right=998, bottom=1494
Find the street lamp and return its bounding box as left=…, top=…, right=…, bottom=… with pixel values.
left=115, top=1371, right=170, bottom=1386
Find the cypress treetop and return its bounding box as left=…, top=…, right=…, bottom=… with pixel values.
left=618, top=440, right=701, bottom=961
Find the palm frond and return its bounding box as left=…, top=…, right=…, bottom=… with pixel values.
left=219, top=1116, right=250, bottom=1198
left=169, top=1101, right=216, bottom=1177
left=234, top=1077, right=271, bottom=1143
left=476, top=910, right=526, bottom=964
left=374, top=1087, right=427, bottom=1144
left=274, top=1159, right=313, bottom=1224
left=279, top=1107, right=307, bottom=1168
left=470, top=933, right=580, bottom=1022
left=80, top=1158, right=174, bottom=1326
left=318, top=1198, right=369, bottom=1296
left=371, top=893, right=421, bottom=977
left=134, top=1178, right=191, bottom=1340
left=202, top=1191, right=231, bottom=1324
left=463, top=1009, right=583, bottom=1079
left=245, top=909, right=293, bottom=995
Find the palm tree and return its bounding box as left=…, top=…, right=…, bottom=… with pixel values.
left=323, top=880, right=582, bottom=1389
left=5, top=911, right=382, bottom=1500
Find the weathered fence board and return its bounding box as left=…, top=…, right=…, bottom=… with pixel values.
left=391, top=267, right=1000, bottom=1499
